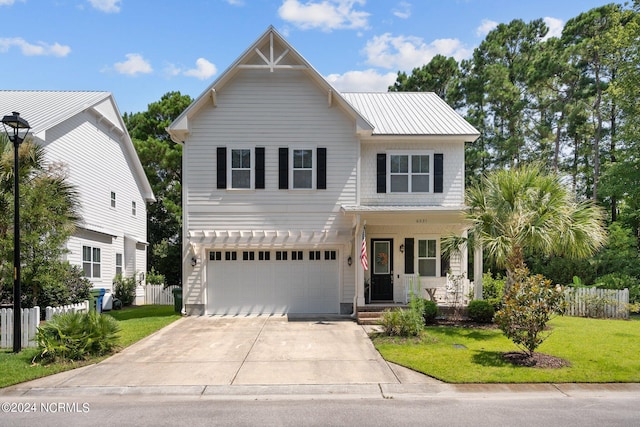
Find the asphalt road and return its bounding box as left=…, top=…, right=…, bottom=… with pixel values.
left=1, top=394, right=638, bottom=427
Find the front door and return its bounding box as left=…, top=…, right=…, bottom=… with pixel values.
left=370, top=239, right=393, bottom=301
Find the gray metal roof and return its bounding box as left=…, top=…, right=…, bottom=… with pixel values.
left=341, top=92, right=479, bottom=138
left=0, top=90, right=154, bottom=202
left=0, top=90, right=117, bottom=137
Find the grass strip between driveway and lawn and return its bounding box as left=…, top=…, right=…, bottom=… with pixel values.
left=372, top=315, right=640, bottom=383
left=0, top=305, right=181, bottom=389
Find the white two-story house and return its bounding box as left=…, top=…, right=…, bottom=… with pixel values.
left=168, top=27, right=479, bottom=316
left=0, top=91, right=155, bottom=298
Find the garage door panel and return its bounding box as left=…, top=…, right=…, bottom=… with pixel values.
left=207, top=250, right=338, bottom=315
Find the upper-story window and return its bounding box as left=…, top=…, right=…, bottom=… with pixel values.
left=388, top=152, right=432, bottom=193
left=292, top=149, right=314, bottom=189
left=230, top=148, right=252, bottom=189
left=377, top=152, right=443, bottom=194
left=217, top=147, right=265, bottom=190
left=110, top=191, right=116, bottom=208
left=131, top=201, right=137, bottom=216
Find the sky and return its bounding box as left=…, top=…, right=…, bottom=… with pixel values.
left=1, top=0, right=614, bottom=115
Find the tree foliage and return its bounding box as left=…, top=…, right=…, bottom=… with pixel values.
left=0, top=135, right=81, bottom=308
left=123, top=91, right=192, bottom=286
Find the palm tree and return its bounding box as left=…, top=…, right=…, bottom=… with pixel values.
left=453, top=163, right=607, bottom=291
left=0, top=134, right=80, bottom=306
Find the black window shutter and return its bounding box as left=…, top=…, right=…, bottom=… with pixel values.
left=404, top=238, right=414, bottom=274
left=434, top=153, right=443, bottom=193
left=376, top=153, right=386, bottom=193
left=317, top=147, right=327, bottom=190
left=216, top=147, right=227, bottom=189
left=255, top=147, right=265, bottom=189
left=278, top=147, right=289, bottom=190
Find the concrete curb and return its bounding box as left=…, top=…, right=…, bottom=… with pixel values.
left=3, top=383, right=639, bottom=400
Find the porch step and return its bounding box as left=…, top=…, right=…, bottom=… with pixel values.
left=356, top=305, right=407, bottom=325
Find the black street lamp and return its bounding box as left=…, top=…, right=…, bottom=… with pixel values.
left=2, top=112, right=31, bottom=353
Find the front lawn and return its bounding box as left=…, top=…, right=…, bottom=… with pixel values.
left=0, top=305, right=181, bottom=388
left=373, top=315, right=640, bottom=383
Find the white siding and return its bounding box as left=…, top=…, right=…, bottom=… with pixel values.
left=43, top=111, right=147, bottom=242
left=184, top=69, right=359, bottom=231
left=360, top=140, right=465, bottom=206
left=40, top=110, right=148, bottom=285
left=183, top=69, right=359, bottom=310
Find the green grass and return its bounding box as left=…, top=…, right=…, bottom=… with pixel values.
left=0, top=305, right=181, bottom=388
left=373, top=315, right=640, bottom=383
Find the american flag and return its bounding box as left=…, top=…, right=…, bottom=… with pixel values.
left=360, top=227, right=368, bottom=271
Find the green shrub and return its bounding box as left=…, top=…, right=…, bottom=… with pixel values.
left=595, top=273, right=639, bottom=304
left=420, top=299, right=438, bottom=324
left=467, top=300, right=495, bottom=323
left=113, top=274, right=137, bottom=306
left=36, top=311, right=120, bottom=363
left=482, top=271, right=505, bottom=300
left=380, top=308, right=424, bottom=337
left=146, top=267, right=165, bottom=286
left=494, top=270, right=565, bottom=355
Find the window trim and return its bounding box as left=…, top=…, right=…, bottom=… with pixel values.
left=228, top=147, right=255, bottom=190
left=83, top=245, right=101, bottom=279
left=387, top=151, right=434, bottom=194
left=416, top=238, right=438, bottom=277
left=290, top=147, right=316, bottom=190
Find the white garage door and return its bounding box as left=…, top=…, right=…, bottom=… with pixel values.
left=206, top=249, right=339, bottom=315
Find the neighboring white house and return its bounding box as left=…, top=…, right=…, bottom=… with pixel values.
left=168, top=27, right=480, bottom=316
left=0, top=91, right=155, bottom=300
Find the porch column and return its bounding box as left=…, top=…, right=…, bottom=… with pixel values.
left=474, top=242, right=483, bottom=300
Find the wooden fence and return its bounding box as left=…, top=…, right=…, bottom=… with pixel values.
left=564, top=287, right=629, bottom=319
left=0, top=306, right=40, bottom=349
left=45, top=300, right=89, bottom=321
left=144, top=285, right=179, bottom=305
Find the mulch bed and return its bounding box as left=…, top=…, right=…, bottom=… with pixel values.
left=502, top=351, right=571, bottom=368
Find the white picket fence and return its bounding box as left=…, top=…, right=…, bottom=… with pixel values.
left=45, top=300, right=89, bottom=321
left=0, top=306, right=40, bottom=349
left=565, top=287, right=629, bottom=319
left=144, top=285, right=179, bottom=305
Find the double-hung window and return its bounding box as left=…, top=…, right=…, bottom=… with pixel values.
left=115, top=253, right=123, bottom=277
left=418, top=239, right=437, bottom=276
left=292, top=149, right=313, bottom=189
left=83, top=246, right=101, bottom=278
left=388, top=152, right=432, bottom=193
left=230, top=148, right=252, bottom=189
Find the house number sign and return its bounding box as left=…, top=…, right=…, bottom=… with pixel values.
left=416, top=219, right=428, bottom=223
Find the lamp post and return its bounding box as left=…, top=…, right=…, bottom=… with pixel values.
left=2, top=112, right=31, bottom=353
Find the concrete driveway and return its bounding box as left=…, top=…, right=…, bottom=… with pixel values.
left=11, top=315, right=436, bottom=389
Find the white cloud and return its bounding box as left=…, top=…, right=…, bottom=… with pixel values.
left=113, top=53, right=152, bottom=76
left=0, top=0, right=20, bottom=6
left=543, top=16, right=564, bottom=40
left=326, top=69, right=397, bottom=92
left=163, top=63, right=182, bottom=77
left=363, top=33, right=472, bottom=71
left=225, top=0, right=244, bottom=5
left=0, top=37, right=71, bottom=57
left=88, top=0, right=121, bottom=13
left=184, top=58, right=217, bottom=80
left=476, top=19, right=498, bottom=37
left=278, top=0, right=369, bottom=32
left=392, top=1, right=411, bottom=19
